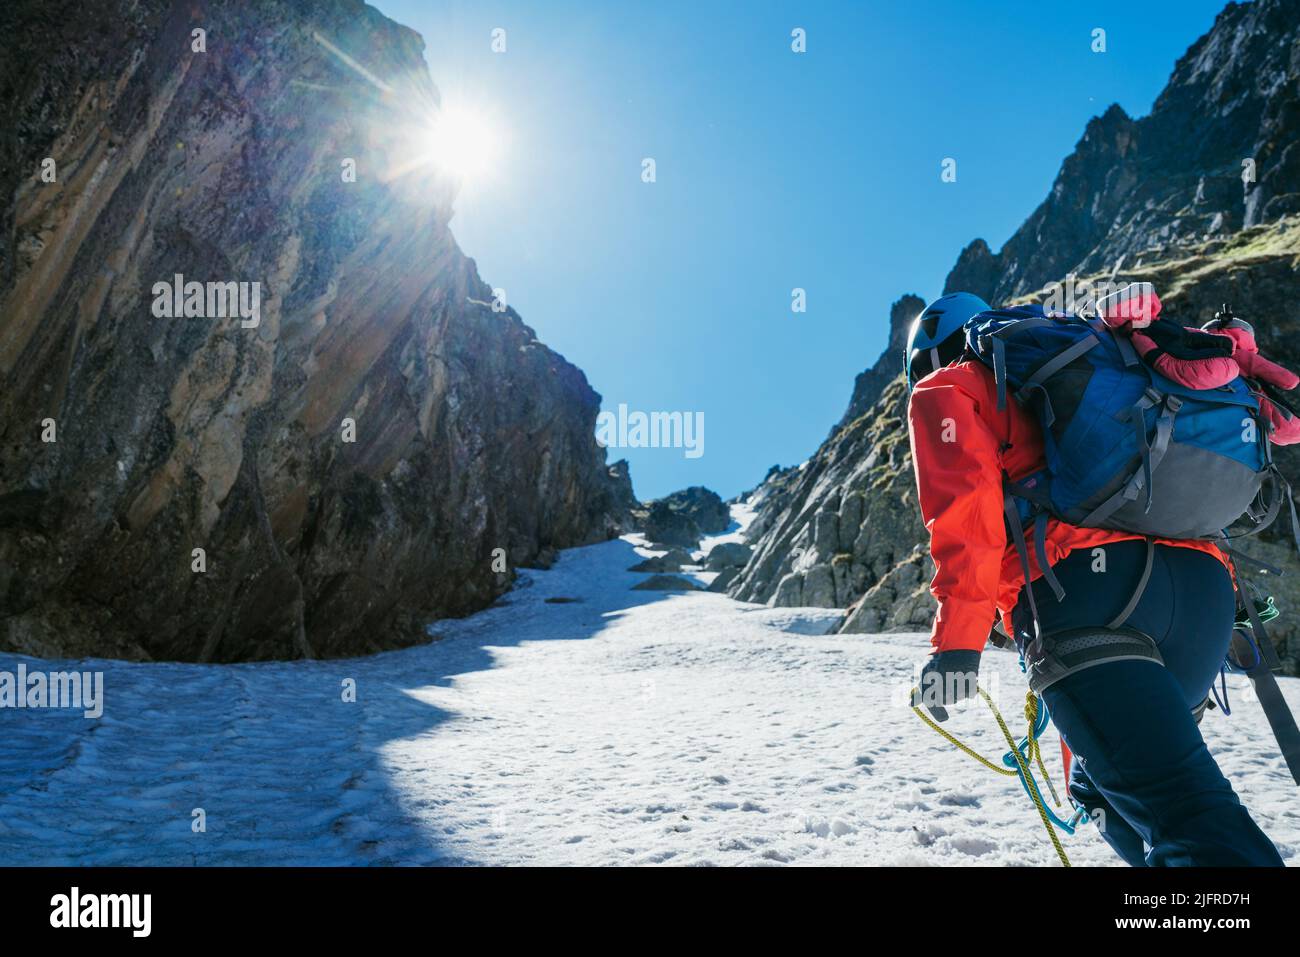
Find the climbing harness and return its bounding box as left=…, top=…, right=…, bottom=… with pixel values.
left=911, top=685, right=1078, bottom=867
left=1024, top=624, right=1163, bottom=695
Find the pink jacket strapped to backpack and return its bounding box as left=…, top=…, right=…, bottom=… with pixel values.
left=1098, top=287, right=1300, bottom=444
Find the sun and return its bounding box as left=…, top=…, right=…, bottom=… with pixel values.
left=309, top=31, right=505, bottom=192
left=414, top=100, right=502, bottom=185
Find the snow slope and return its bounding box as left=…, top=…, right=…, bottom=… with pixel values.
left=1, top=506, right=1297, bottom=866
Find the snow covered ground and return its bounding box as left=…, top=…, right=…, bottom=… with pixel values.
left=1, top=506, right=1298, bottom=866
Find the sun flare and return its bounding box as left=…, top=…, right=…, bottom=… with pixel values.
left=414, top=101, right=502, bottom=185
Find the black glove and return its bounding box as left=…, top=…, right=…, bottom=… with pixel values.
left=1141, top=317, right=1234, bottom=362
left=912, top=650, right=981, bottom=722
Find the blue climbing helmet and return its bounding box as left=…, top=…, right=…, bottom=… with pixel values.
left=905, top=292, right=991, bottom=389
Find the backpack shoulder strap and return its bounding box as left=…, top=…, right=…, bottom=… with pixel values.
left=1016, top=332, right=1102, bottom=428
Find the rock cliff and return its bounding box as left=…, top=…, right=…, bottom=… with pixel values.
left=0, top=0, right=629, bottom=661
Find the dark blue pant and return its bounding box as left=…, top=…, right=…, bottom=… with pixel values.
left=1013, top=540, right=1283, bottom=867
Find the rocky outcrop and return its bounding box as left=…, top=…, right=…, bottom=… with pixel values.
left=840, top=545, right=936, bottom=635
left=642, top=501, right=701, bottom=548
left=660, top=485, right=730, bottom=532
left=641, top=485, right=729, bottom=547
left=0, top=0, right=629, bottom=661
left=731, top=0, right=1300, bottom=673
left=735, top=463, right=802, bottom=545
left=604, top=459, right=641, bottom=532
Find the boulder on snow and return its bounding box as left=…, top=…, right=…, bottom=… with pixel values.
left=628, top=548, right=695, bottom=572
left=705, top=542, right=752, bottom=570
left=632, top=574, right=700, bottom=592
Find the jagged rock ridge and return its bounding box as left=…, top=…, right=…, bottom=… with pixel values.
left=945, top=0, right=1300, bottom=304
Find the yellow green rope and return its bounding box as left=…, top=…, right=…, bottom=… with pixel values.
left=1025, top=693, right=1063, bottom=808
left=912, top=686, right=1071, bottom=867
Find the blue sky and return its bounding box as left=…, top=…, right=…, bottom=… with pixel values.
left=373, top=0, right=1230, bottom=500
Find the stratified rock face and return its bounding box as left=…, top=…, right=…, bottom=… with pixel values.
left=0, top=0, right=627, bottom=661
left=733, top=0, right=1300, bottom=672
left=945, top=0, right=1300, bottom=304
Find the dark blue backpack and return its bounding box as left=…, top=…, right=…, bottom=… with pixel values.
left=965, top=305, right=1300, bottom=784
left=965, top=305, right=1289, bottom=609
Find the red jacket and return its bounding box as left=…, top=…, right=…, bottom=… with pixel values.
left=906, top=358, right=1229, bottom=654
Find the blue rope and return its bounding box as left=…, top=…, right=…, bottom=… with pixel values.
left=1001, top=696, right=1085, bottom=835
left=1225, top=625, right=1261, bottom=674
left=1210, top=663, right=1231, bottom=716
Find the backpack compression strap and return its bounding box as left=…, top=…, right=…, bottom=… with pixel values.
left=1089, top=319, right=1143, bottom=369
left=1077, top=391, right=1182, bottom=527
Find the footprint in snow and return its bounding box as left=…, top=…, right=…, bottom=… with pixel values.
left=639, top=850, right=678, bottom=863
left=946, top=835, right=999, bottom=857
